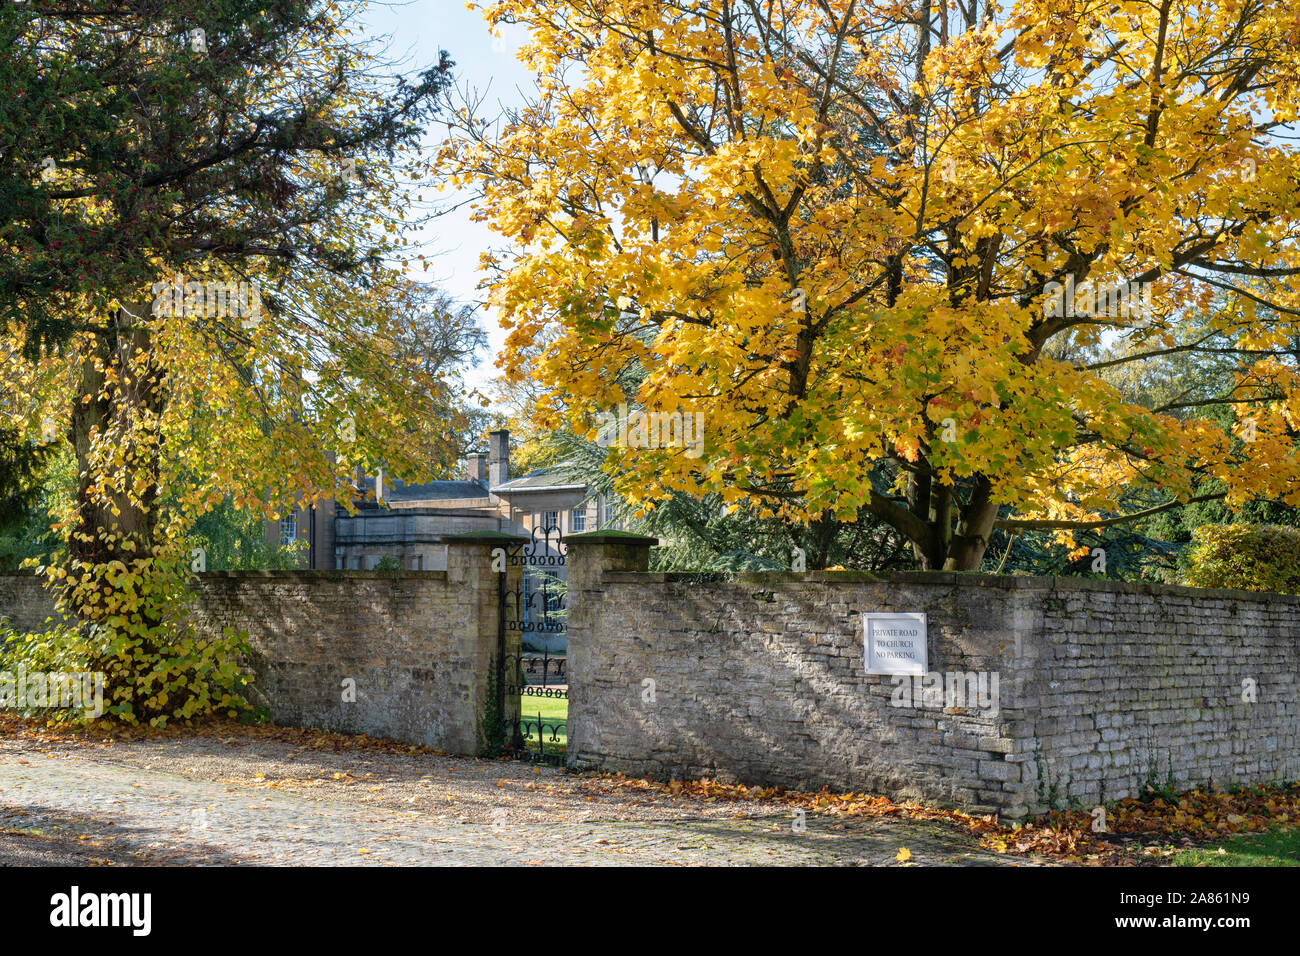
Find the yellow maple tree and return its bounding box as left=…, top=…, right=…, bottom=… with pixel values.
left=446, top=0, right=1300, bottom=570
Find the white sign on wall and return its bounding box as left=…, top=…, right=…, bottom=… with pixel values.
left=864, top=612, right=928, bottom=675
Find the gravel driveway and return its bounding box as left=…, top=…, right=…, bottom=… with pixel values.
left=0, top=723, right=1040, bottom=866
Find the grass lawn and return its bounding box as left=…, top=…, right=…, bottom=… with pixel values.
left=519, top=693, right=568, bottom=751
left=1172, top=827, right=1300, bottom=866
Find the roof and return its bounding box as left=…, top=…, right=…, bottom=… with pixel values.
left=491, top=464, right=589, bottom=494
left=358, top=476, right=491, bottom=504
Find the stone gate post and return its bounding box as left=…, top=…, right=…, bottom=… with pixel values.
left=445, top=532, right=527, bottom=754
left=563, top=532, right=658, bottom=769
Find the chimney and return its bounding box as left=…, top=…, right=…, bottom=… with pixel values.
left=464, top=452, right=488, bottom=484
left=489, top=429, right=510, bottom=488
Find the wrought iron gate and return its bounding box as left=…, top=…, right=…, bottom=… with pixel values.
left=497, top=527, right=568, bottom=763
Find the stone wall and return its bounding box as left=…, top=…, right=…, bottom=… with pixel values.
left=0, top=573, right=57, bottom=635
left=565, top=536, right=1300, bottom=819
left=0, top=536, right=521, bottom=754
left=6, top=532, right=1297, bottom=818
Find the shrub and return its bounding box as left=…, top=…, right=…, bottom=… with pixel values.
left=1182, top=524, right=1300, bottom=595
left=3, top=551, right=255, bottom=727
left=1, top=615, right=253, bottom=727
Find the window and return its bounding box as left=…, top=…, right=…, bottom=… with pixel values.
left=571, top=505, right=587, bottom=533
left=279, top=513, right=297, bottom=547
left=542, top=510, right=559, bottom=532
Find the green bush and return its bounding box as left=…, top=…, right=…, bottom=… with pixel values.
left=1, top=615, right=253, bottom=727
left=3, top=551, right=255, bottom=727
left=1182, top=524, right=1300, bottom=595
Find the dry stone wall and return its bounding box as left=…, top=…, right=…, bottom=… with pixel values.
left=564, top=537, right=1299, bottom=819
left=0, top=536, right=516, bottom=754
left=5, top=532, right=1297, bottom=818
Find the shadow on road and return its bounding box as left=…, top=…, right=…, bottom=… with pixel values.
left=1, top=803, right=250, bottom=867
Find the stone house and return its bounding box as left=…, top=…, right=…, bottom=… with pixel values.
left=268, top=429, right=616, bottom=572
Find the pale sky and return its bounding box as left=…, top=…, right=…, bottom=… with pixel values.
left=360, top=0, right=537, bottom=397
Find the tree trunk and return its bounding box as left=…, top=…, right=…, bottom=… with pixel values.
left=942, top=475, right=998, bottom=571
left=899, top=473, right=998, bottom=571
left=67, top=306, right=165, bottom=622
